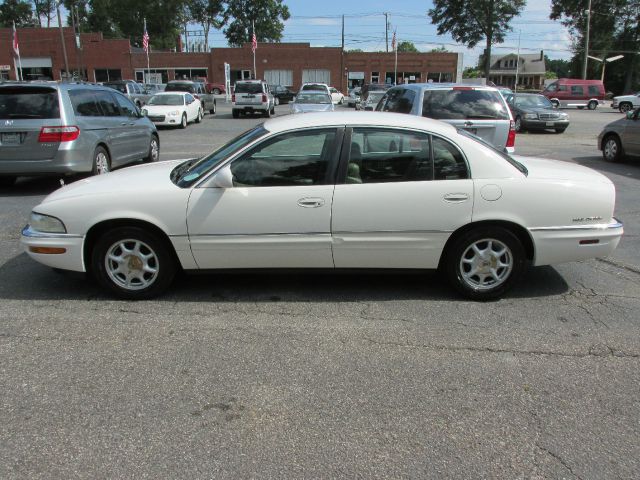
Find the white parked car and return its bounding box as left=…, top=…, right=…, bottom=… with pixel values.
left=142, top=92, right=202, bottom=128
left=299, top=82, right=331, bottom=97
left=611, top=92, right=640, bottom=113
left=329, top=87, right=345, bottom=105
left=290, top=92, right=334, bottom=114
left=21, top=112, right=623, bottom=300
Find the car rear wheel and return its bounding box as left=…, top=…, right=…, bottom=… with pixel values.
left=180, top=113, right=187, bottom=129
left=587, top=100, right=598, bottom=110
left=91, top=227, right=176, bottom=300
left=263, top=107, right=271, bottom=118
left=274, top=97, right=280, bottom=106
left=602, top=135, right=623, bottom=162
left=232, top=109, right=239, bottom=119
left=195, top=108, right=203, bottom=123
left=143, top=135, right=159, bottom=163
left=92, top=146, right=111, bottom=175
left=619, top=102, right=633, bottom=113
left=514, top=116, right=523, bottom=132
left=444, top=227, right=526, bottom=301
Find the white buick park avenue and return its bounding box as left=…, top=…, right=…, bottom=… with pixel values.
left=21, top=112, right=623, bottom=300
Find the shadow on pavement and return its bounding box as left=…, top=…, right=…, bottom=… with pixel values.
left=0, top=253, right=568, bottom=302
left=573, top=155, right=640, bottom=180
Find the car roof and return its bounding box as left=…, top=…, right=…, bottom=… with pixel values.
left=151, top=91, right=186, bottom=96
left=0, top=82, right=121, bottom=92
left=263, top=111, right=457, bottom=136
left=397, top=83, right=500, bottom=92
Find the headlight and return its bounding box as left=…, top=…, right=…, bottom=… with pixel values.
left=524, top=113, right=537, bottom=119
left=29, top=212, right=66, bottom=233
left=560, top=113, right=569, bottom=118
left=168, top=110, right=180, bottom=116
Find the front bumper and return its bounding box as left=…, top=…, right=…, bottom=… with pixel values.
left=529, top=218, right=623, bottom=266
left=21, top=225, right=86, bottom=272
left=522, top=118, right=570, bottom=130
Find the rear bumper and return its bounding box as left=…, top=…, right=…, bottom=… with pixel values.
left=0, top=147, right=95, bottom=176
left=233, top=104, right=269, bottom=113
left=529, top=218, right=623, bottom=266
left=21, top=225, right=86, bottom=272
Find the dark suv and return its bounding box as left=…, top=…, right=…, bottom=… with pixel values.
left=165, top=80, right=216, bottom=114
left=0, top=82, right=159, bottom=186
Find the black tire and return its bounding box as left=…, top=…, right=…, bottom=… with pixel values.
left=180, top=113, right=187, bottom=129
left=587, top=100, right=598, bottom=110
left=555, top=127, right=567, bottom=134
left=577, top=106, right=585, bottom=110
left=263, top=107, right=271, bottom=118
left=143, top=135, right=160, bottom=163
left=210, top=100, right=216, bottom=115
left=91, top=226, right=176, bottom=300
left=212, top=88, right=221, bottom=95
left=0, top=176, right=16, bottom=187
left=274, top=97, right=280, bottom=106
left=619, top=102, right=633, bottom=113
left=514, top=116, right=523, bottom=133
left=91, top=146, right=111, bottom=175
left=232, top=109, right=239, bottom=119
left=444, top=226, right=526, bottom=301
left=195, top=108, right=203, bottom=123
left=602, top=134, right=623, bottom=163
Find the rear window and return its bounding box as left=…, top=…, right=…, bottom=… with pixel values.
left=166, top=83, right=196, bottom=93
left=0, top=86, right=60, bottom=119
left=422, top=89, right=510, bottom=120
left=235, top=83, right=263, bottom=94
left=302, top=84, right=327, bottom=92
left=104, top=83, right=127, bottom=94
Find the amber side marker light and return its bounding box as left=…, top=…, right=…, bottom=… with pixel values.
left=29, top=246, right=67, bottom=254
left=579, top=239, right=600, bottom=245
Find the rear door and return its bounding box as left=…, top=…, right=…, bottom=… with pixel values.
left=420, top=88, right=511, bottom=151
left=112, top=92, right=150, bottom=163
left=0, top=85, right=63, bottom=164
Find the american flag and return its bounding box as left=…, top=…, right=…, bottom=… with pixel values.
left=391, top=29, right=396, bottom=51
left=251, top=31, right=257, bottom=53
left=12, top=21, right=20, bottom=56
left=142, top=19, right=149, bottom=53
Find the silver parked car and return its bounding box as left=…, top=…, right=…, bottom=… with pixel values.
left=103, top=80, right=150, bottom=108
left=165, top=80, right=216, bottom=114
left=0, top=82, right=159, bottom=186
left=290, top=92, right=334, bottom=114
left=376, top=83, right=516, bottom=153
left=598, top=107, right=640, bottom=162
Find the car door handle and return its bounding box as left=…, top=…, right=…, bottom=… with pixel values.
left=297, top=197, right=325, bottom=208
left=444, top=193, right=469, bottom=203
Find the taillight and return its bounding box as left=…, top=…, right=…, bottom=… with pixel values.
left=506, top=120, right=516, bottom=149
left=38, top=126, right=80, bottom=143
left=262, top=94, right=267, bottom=103
left=232, top=94, right=236, bottom=103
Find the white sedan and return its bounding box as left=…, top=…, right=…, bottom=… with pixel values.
left=142, top=92, right=202, bottom=128
left=329, top=87, right=345, bottom=105
left=21, top=112, right=623, bottom=300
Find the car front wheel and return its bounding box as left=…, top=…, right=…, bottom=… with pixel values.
left=602, top=135, right=623, bottom=162
left=180, top=113, right=187, bottom=129
left=619, top=102, right=633, bottom=113
left=143, top=135, right=159, bottom=163
left=91, top=227, right=176, bottom=300
left=444, top=227, right=526, bottom=300
left=587, top=100, right=598, bottom=110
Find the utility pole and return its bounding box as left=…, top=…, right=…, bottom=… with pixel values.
left=514, top=30, right=521, bottom=93
left=56, top=1, right=70, bottom=81
left=341, top=14, right=345, bottom=93
left=385, top=12, right=389, bottom=53
left=582, top=0, right=592, bottom=79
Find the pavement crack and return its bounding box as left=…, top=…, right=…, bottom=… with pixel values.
left=595, top=257, right=640, bottom=276
left=536, top=443, right=583, bottom=479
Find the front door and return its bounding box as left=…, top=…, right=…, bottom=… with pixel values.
left=186, top=127, right=342, bottom=269
left=331, top=128, right=473, bottom=269
left=112, top=92, right=150, bottom=163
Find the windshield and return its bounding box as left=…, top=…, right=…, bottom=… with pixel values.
left=514, top=95, right=552, bottom=108
left=174, top=125, right=268, bottom=187
left=302, top=84, right=327, bottom=92
left=457, top=128, right=528, bottom=176
left=295, top=93, right=331, bottom=104
left=148, top=94, right=184, bottom=106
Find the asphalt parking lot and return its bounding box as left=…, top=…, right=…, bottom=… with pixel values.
left=1, top=102, right=639, bottom=478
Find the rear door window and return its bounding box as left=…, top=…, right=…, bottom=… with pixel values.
left=571, top=86, right=584, bottom=95
left=421, top=89, right=509, bottom=120
left=0, top=86, right=60, bottom=119
left=588, top=85, right=600, bottom=96
left=68, top=89, right=102, bottom=116
left=93, top=91, right=121, bottom=116
left=113, top=93, right=138, bottom=117
left=378, top=88, right=416, bottom=114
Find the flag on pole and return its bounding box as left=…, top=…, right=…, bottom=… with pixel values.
left=251, top=31, right=257, bottom=53
left=391, top=29, right=396, bottom=51
left=142, top=19, right=150, bottom=53
left=12, top=21, right=20, bottom=56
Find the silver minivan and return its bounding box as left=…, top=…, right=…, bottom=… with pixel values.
left=0, top=82, right=159, bottom=186
left=376, top=83, right=516, bottom=153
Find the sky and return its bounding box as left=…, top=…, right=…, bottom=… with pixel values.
left=197, top=0, right=574, bottom=67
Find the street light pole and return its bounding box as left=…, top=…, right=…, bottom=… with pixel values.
left=582, top=0, right=592, bottom=79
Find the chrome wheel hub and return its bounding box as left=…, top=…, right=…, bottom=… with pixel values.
left=460, top=238, right=513, bottom=291
left=105, top=239, right=159, bottom=290
left=150, top=140, right=159, bottom=161
left=95, top=152, right=109, bottom=174
left=604, top=140, right=617, bottom=159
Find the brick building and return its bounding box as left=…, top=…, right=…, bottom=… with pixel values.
left=1, top=27, right=462, bottom=91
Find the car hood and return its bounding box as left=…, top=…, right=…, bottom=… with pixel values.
left=144, top=104, right=184, bottom=113
left=613, top=95, right=635, bottom=101
left=293, top=104, right=333, bottom=112
left=512, top=156, right=612, bottom=184
left=517, top=106, right=557, bottom=114
left=41, top=160, right=186, bottom=205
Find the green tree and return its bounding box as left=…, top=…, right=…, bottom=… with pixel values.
left=429, top=0, right=527, bottom=79
left=187, top=0, right=224, bottom=50
left=463, top=67, right=481, bottom=78
left=32, top=0, right=55, bottom=27
left=397, top=40, right=418, bottom=52
left=545, top=56, right=571, bottom=78
left=429, top=45, right=449, bottom=53
left=0, top=0, right=34, bottom=27
left=223, top=0, right=290, bottom=47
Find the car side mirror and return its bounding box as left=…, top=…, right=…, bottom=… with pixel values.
left=211, top=164, right=234, bottom=188
left=626, top=110, right=635, bottom=120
